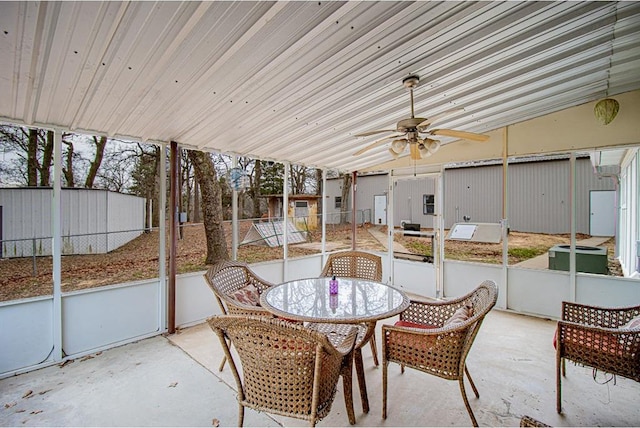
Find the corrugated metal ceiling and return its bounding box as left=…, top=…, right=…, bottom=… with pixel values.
left=1, top=1, right=639, bottom=172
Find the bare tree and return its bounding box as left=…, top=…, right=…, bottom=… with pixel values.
left=62, top=140, right=75, bottom=187
left=39, top=131, right=54, bottom=186
left=26, top=128, right=38, bottom=185
left=187, top=149, right=229, bottom=264
left=84, top=136, right=107, bottom=188
left=340, top=172, right=352, bottom=224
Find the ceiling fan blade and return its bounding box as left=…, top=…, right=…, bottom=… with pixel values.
left=416, top=108, right=464, bottom=130
left=409, top=143, right=421, bottom=161
left=353, top=134, right=404, bottom=156
left=355, top=129, right=397, bottom=137
left=430, top=129, right=490, bottom=142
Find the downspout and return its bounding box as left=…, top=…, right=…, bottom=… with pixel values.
left=168, top=141, right=178, bottom=334
left=351, top=171, right=357, bottom=250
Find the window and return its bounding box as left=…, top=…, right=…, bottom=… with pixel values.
left=335, top=196, right=342, bottom=209
left=423, top=194, right=435, bottom=215
left=295, top=200, right=309, bottom=218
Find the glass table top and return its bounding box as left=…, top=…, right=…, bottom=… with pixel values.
left=261, top=277, right=409, bottom=323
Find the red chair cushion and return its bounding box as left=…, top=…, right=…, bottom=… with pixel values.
left=395, top=320, right=437, bottom=329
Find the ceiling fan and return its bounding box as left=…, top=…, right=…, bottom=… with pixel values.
left=353, top=75, right=489, bottom=160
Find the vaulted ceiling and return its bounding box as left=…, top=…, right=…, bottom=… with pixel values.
left=1, top=1, right=639, bottom=172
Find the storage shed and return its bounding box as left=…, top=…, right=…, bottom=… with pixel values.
left=264, top=194, right=321, bottom=231
left=0, top=188, right=145, bottom=258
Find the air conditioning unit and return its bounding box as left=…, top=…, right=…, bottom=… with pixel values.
left=548, top=245, right=608, bottom=274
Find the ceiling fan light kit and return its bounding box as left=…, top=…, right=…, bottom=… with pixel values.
left=354, top=75, right=489, bottom=160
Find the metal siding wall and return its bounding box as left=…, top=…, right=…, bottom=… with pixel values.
left=576, top=159, right=617, bottom=234
left=1, top=188, right=145, bottom=257
left=355, top=174, right=387, bottom=224
left=0, top=189, right=52, bottom=257
left=507, top=158, right=615, bottom=234
left=444, top=165, right=502, bottom=229
left=394, top=178, right=437, bottom=228
left=106, top=192, right=145, bottom=252
left=508, top=160, right=571, bottom=234
left=325, top=178, right=343, bottom=224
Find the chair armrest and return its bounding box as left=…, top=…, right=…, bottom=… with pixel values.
left=557, top=319, right=640, bottom=358
left=248, top=273, right=275, bottom=294
left=306, top=323, right=358, bottom=357
left=562, top=301, right=640, bottom=328
left=400, top=299, right=462, bottom=327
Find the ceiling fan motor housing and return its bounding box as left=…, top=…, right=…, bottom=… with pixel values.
left=396, top=117, right=426, bottom=133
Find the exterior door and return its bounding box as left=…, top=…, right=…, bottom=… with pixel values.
left=590, top=190, right=616, bottom=236
left=374, top=195, right=387, bottom=225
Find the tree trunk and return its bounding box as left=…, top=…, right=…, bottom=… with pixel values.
left=27, top=128, right=38, bottom=186
left=187, top=150, right=229, bottom=264
left=193, top=180, right=200, bottom=223
left=251, top=159, right=262, bottom=219
left=63, top=141, right=75, bottom=187
left=85, top=135, right=107, bottom=188
left=39, top=130, right=54, bottom=186
left=340, top=173, right=352, bottom=224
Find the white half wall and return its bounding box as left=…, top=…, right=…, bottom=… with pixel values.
left=62, top=280, right=160, bottom=356
left=0, top=297, right=54, bottom=374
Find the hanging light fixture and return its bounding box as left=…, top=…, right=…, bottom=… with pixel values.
left=594, top=98, right=620, bottom=125
left=390, top=138, right=408, bottom=154
left=425, top=138, right=441, bottom=154
left=418, top=142, right=430, bottom=158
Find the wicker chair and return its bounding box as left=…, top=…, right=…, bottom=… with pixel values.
left=203, top=260, right=274, bottom=371
left=382, top=280, right=498, bottom=427
left=321, top=250, right=383, bottom=366
left=208, top=315, right=358, bottom=427
left=556, top=301, right=640, bottom=413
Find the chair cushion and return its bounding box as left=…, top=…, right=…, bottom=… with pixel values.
left=394, top=320, right=437, bottom=329
left=230, top=283, right=260, bottom=306
left=621, top=315, right=640, bottom=330
left=444, top=304, right=473, bottom=326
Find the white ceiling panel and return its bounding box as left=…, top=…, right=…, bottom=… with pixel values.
left=1, top=1, right=639, bottom=172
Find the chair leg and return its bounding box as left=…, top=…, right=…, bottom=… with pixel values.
left=556, top=356, right=562, bottom=414
left=369, top=335, right=379, bottom=366
left=342, top=354, right=356, bottom=425
left=459, top=378, right=479, bottom=427
left=464, top=365, right=480, bottom=398
left=382, top=360, right=388, bottom=419
left=218, top=355, right=227, bottom=372
left=238, top=403, right=245, bottom=427
left=354, top=348, right=370, bottom=414
left=218, top=338, right=232, bottom=372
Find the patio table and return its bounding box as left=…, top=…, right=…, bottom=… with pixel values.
left=260, top=277, right=410, bottom=420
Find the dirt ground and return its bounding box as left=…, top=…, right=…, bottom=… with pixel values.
left=0, top=223, right=621, bottom=302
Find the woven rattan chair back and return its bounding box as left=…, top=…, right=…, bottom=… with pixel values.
left=208, top=315, right=357, bottom=427
left=321, top=250, right=383, bottom=367
left=556, top=301, right=640, bottom=413
left=203, top=260, right=273, bottom=317
left=382, top=280, right=498, bottom=427
left=203, top=260, right=275, bottom=372
left=321, top=250, right=382, bottom=281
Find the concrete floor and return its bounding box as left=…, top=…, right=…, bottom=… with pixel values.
left=1, top=310, right=639, bottom=427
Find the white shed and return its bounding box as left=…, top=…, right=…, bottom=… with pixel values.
left=0, top=188, right=145, bottom=258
